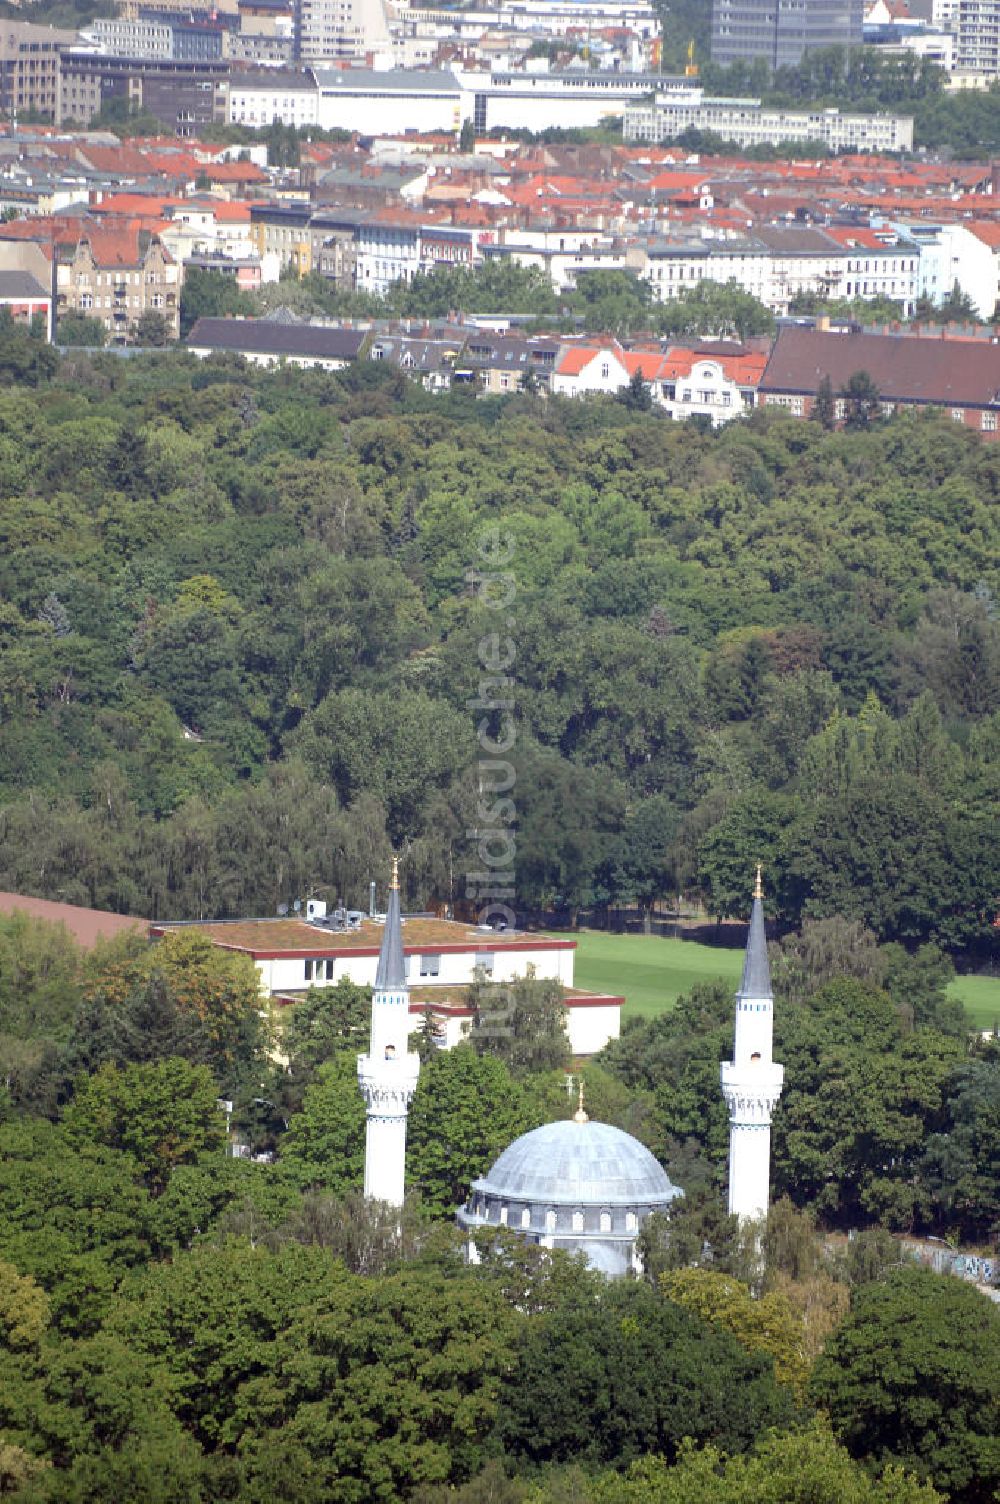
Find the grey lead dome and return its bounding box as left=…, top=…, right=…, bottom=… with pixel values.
left=472, top=1119, right=680, bottom=1208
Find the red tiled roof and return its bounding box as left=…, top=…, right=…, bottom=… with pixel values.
left=622, top=349, right=663, bottom=379
left=969, top=221, right=1000, bottom=249
left=762, top=326, right=1000, bottom=407
left=202, top=161, right=269, bottom=184
left=0, top=892, right=147, bottom=949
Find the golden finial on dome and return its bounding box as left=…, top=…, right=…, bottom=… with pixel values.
left=391, top=855, right=399, bottom=892
left=754, top=863, right=763, bottom=902
left=573, top=1076, right=589, bottom=1124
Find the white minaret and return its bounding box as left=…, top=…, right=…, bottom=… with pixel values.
left=357, top=857, right=420, bottom=1207
left=721, top=867, right=784, bottom=1222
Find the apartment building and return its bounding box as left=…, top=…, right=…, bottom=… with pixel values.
left=0, top=21, right=76, bottom=122
left=956, top=0, right=1000, bottom=74
left=711, top=0, right=862, bottom=66
left=226, top=65, right=318, bottom=126
left=57, top=227, right=181, bottom=343
left=637, top=228, right=848, bottom=317
left=295, top=0, right=392, bottom=62
left=759, top=324, right=1000, bottom=438
left=58, top=52, right=228, bottom=131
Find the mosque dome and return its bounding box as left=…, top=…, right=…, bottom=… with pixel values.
left=457, top=1116, right=682, bottom=1278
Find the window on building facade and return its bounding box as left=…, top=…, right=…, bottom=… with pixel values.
left=982, top=411, right=997, bottom=431
left=476, top=952, right=494, bottom=976
left=952, top=408, right=965, bottom=423
left=304, top=958, right=314, bottom=981
left=419, top=954, right=441, bottom=977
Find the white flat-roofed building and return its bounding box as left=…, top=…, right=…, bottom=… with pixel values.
left=623, top=86, right=913, bottom=152
left=315, top=66, right=465, bottom=134
left=406, top=0, right=658, bottom=40
left=461, top=67, right=688, bottom=132
left=151, top=911, right=624, bottom=1055
left=79, top=17, right=173, bottom=57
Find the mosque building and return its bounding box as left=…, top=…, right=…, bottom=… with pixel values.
left=359, top=865, right=779, bottom=1267
left=456, top=1083, right=682, bottom=1276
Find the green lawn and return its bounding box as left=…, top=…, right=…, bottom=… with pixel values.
left=566, top=929, right=1000, bottom=1033
left=569, top=930, right=743, bottom=1019
left=948, top=974, right=1000, bottom=1032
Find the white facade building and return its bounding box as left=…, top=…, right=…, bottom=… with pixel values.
left=405, top=0, right=659, bottom=42
left=654, top=345, right=767, bottom=424
left=486, top=238, right=628, bottom=293
left=624, top=86, right=914, bottom=152
left=355, top=217, right=422, bottom=293
left=79, top=17, right=173, bottom=57
left=720, top=871, right=784, bottom=1223
left=227, top=69, right=319, bottom=127
left=898, top=220, right=999, bottom=318
left=152, top=906, right=621, bottom=1057
left=357, top=861, right=420, bottom=1208
left=637, top=230, right=847, bottom=318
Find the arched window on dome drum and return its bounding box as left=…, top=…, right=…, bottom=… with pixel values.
left=499, top=1204, right=508, bottom=1226
left=521, top=1207, right=531, bottom=1229
left=600, top=1210, right=612, bottom=1233
left=625, top=1210, right=638, bottom=1233
left=545, top=1208, right=556, bottom=1233
left=572, top=1209, right=584, bottom=1233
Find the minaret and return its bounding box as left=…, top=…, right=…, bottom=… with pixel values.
left=357, top=858, right=420, bottom=1207
left=720, top=866, right=784, bottom=1222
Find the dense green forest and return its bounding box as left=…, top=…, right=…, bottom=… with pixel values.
left=1, top=318, right=1000, bottom=1501
left=0, top=320, right=997, bottom=958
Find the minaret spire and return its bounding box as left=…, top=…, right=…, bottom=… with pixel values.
left=375, top=856, right=405, bottom=991
left=357, top=859, right=420, bottom=1207
left=720, top=869, right=784, bottom=1223
left=740, top=866, right=771, bottom=1001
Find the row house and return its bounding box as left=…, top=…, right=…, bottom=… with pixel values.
left=355, top=217, right=423, bottom=294
left=367, top=328, right=561, bottom=392
left=550, top=337, right=766, bottom=422
left=656, top=343, right=768, bottom=424
left=823, top=225, right=920, bottom=317
left=0, top=239, right=54, bottom=339
left=636, top=228, right=848, bottom=317
left=249, top=204, right=481, bottom=295
left=485, top=236, right=630, bottom=293
left=186, top=316, right=365, bottom=368
left=758, top=325, right=1000, bottom=439
left=57, top=227, right=180, bottom=343
left=369, top=332, right=461, bottom=390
